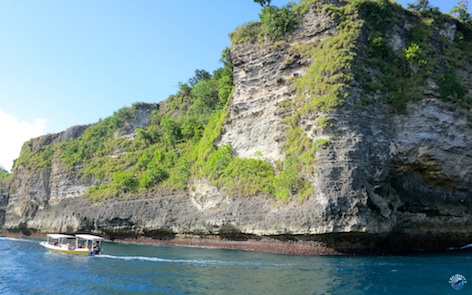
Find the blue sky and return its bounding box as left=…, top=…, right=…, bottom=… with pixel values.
left=0, top=0, right=466, bottom=170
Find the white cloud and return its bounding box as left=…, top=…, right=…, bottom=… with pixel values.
left=0, top=109, right=46, bottom=171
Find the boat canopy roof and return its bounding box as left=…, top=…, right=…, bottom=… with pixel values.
left=75, top=234, right=104, bottom=241
left=47, top=234, right=75, bottom=239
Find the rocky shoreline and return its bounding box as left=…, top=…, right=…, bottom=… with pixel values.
left=1, top=231, right=341, bottom=255
left=113, top=236, right=342, bottom=255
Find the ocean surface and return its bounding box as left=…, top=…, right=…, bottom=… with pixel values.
left=0, top=236, right=470, bottom=294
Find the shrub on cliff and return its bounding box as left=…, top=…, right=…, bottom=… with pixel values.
left=113, top=171, right=139, bottom=193
left=230, top=2, right=301, bottom=44
left=260, top=4, right=301, bottom=41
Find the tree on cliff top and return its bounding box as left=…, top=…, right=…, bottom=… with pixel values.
left=407, top=0, right=430, bottom=10
left=407, top=0, right=439, bottom=13
left=451, top=0, right=472, bottom=24
left=254, top=0, right=271, bottom=7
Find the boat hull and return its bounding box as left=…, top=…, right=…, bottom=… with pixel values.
left=39, top=242, right=91, bottom=255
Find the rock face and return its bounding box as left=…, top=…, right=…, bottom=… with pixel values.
left=220, top=7, right=336, bottom=164
left=0, top=184, right=9, bottom=227
left=1, top=2, right=472, bottom=253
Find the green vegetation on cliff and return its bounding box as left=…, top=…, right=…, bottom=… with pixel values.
left=13, top=0, right=472, bottom=201
left=15, top=136, right=55, bottom=170
left=356, top=0, right=472, bottom=111
left=0, top=167, right=9, bottom=181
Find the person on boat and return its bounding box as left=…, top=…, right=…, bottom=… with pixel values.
left=67, top=241, right=73, bottom=250
left=54, top=240, right=58, bottom=246
left=92, top=242, right=101, bottom=254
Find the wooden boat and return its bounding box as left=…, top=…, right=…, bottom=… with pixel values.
left=39, top=233, right=104, bottom=255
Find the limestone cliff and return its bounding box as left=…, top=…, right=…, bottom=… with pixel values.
left=1, top=0, right=472, bottom=253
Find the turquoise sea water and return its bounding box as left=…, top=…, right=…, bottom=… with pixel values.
left=0, top=236, right=470, bottom=294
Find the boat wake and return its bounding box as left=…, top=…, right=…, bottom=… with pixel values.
left=0, top=236, right=36, bottom=243
left=448, top=243, right=472, bottom=250
left=98, top=254, right=290, bottom=267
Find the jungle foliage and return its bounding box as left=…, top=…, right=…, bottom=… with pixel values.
left=13, top=46, right=286, bottom=200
